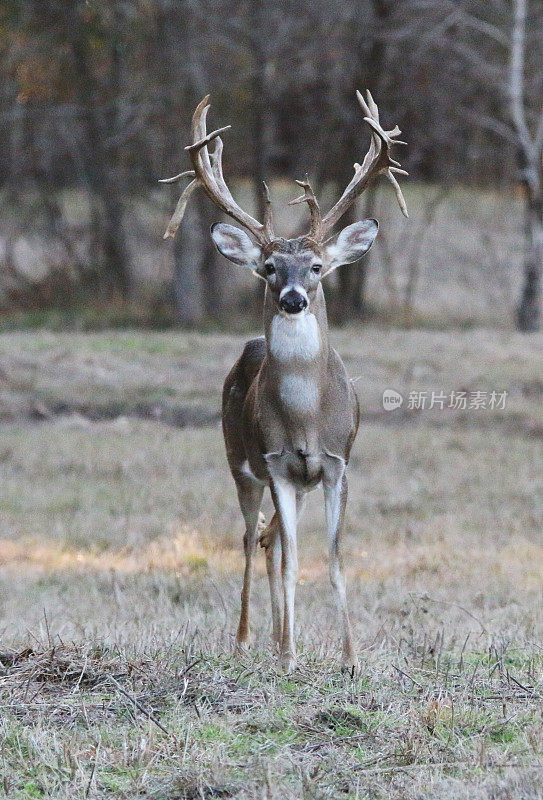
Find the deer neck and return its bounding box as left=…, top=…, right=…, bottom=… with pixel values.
left=263, top=284, right=329, bottom=371
left=261, top=285, right=329, bottom=456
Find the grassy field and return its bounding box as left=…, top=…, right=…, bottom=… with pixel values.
left=1, top=326, right=543, bottom=799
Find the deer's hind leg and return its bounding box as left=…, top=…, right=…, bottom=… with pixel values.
left=259, top=513, right=282, bottom=647
left=324, top=471, right=358, bottom=673
left=235, top=477, right=265, bottom=650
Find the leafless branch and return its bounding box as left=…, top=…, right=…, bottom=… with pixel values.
left=509, top=0, right=536, bottom=161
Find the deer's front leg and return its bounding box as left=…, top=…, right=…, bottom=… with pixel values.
left=323, top=472, right=359, bottom=673
left=261, top=491, right=307, bottom=649
left=270, top=479, right=298, bottom=672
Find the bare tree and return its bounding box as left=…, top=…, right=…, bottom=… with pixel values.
left=153, top=0, right=226, bottom=323
left=68, top=0, right=132, bottom=296
left=376, top=186, right=447, bottom=319
left=509, top=0, right=543, bottom=330
left=5, top=0, right=542, bottom=327
left=396, top=0, right=543, bottom=330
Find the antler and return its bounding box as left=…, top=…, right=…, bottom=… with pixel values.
left=161, top=92, right=406, bottom=246
left=289, top=91, right=408, bottom=242
left=160, top=96, right=273, bottom=245
left=287, top=175, right=322, bottom=240
left=322, top=90, right=408, bottom=235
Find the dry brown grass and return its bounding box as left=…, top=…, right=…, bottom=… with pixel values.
left=1, top=327, right=543, bottom=798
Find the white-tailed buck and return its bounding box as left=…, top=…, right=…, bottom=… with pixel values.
left=161, top=92, right=407, bottom=672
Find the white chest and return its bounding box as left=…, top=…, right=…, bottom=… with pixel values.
left=269, top=313, right=320, bottom=363
left=279, top=374, right=319, bottom=414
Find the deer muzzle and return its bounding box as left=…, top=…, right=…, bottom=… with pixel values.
left=279, top=288, right=308, bottom=315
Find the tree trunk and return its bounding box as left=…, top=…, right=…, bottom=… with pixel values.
left=335, top=204, right=357, bottom=324
left=172, top=6, right=224, bottom=321
left=249, top=0, right=273, bottom=308
left=172, top=194, right=225, bottom=325
left=198, top=194, right=225, bottom=319
left=333, top=0, right=388, bottom=319
left=335, top=186, right=376, bottom=323
left=517, top=192, right=543, bottom=332
left=172, top=201, right=205, bottom=327
left=249, top=0, right=270, bottom=224
left=101, top=4, right=131, bottom=297
left=101, top=196, right=131, bottom=296
left=69, top=2, right=132, bottom=298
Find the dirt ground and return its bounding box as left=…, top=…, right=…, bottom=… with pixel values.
left=1, top=326, right=543, bottom=799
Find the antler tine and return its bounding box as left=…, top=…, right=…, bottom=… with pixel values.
left=356, top=89, right=372, bottom=122
left=387, top=170, right=409, bottom=218
left=364, top=89, right=380, bottom=122
left=163, top=179, right=199, bottom=240
left=191, top=97, right=209, bottom=159
left=210, top=136, right=225, bottom=184
left=161, top=96, right=272, bottom=245
left=363, top=115, right=407, bottom=147
left=262, top=182, right=274, bottom=241
left=320, top=90, right=409, bottom=236
left=191, top=94, right=210, bottom=140
left=186, top=97, right=216, bottom=195
left=209, top=136, right=246, bottom=212
left=158, top=169, right=195, bottom=185
left=288, top=175, right=322, bottom=240
left=185, top=124, right=232, bottom=154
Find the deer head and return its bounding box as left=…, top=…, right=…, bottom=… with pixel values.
left=161, top=92, right=408, bottom=317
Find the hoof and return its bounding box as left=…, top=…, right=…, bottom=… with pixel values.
left=279, top=653, right=296, bottom=673
left=258, top=524, right=274, bottom=551
left=341, top=655, right=360, bottom=678
left=235, top=638, right=250, bottom=654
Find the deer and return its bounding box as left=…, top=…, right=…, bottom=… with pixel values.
left=161, top=91, right=407, bottom=672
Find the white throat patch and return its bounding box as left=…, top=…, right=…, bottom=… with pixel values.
left=269, top=312, right=320, bottom=363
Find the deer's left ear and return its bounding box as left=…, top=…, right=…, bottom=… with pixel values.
left=323, top=219, right=379, bottom=275
left=211, top=223, right=262, bottom=267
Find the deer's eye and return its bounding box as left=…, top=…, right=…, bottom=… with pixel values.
left=264, top=262, right=276, bottom=276
left=312, top=263, right=322, bottom=274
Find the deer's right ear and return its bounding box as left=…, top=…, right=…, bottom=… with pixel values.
left=211, top=223, right=261, bottom=267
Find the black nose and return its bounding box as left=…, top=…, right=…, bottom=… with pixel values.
left=279, top=290, right=308, bottom=314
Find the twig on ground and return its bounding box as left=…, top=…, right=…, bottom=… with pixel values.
left=108, top=675, right=178, bottom=744
left=84, top=740, right=100, bottom=798
left=392, top=664, right=423, bottom=688
left=411, top=594, right=488, bottom=633
left=507, top=671, right=538, bottom=697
